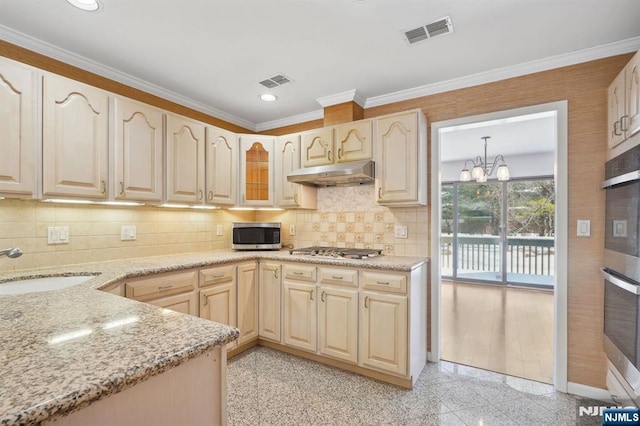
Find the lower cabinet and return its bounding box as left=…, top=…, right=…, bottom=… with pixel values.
left=318, top=286, right=358, bottom=363
left=199, top=270, right=236, bottom=351
left=152, top=292, right=199, bottom=316
left=259, top=263, right=282, bottom=342
left=124, top=269, right=198, bottom=316
left=359, top=291, right=408, bottom=376
left=283, top=280, right=317, bottom=352
left=237, top=262, right=259, bottom=346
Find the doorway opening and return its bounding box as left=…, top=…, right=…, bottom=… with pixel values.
left=430, top=101, right=568, bottom=389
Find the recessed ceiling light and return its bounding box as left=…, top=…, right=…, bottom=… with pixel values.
left=66, top=0, right=100, bottom=12
left=260, top=94, right=278, bottom=102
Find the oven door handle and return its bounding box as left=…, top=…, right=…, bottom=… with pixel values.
left=601, top=170, right=640, bottom=189
left=601, top=268, right=640, bottom=295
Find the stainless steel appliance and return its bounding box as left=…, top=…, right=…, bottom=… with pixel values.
left=289, top=246, right=382, bottom=259
left=232, top=222, right=281, bottom=250
left=287, top=160, right=375, bottom=187
left=602, top=144, right=640, bottom=405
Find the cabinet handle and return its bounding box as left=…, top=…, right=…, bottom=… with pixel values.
left=202, top=294, right=208, bottom=306
left=331, top=275, right=344, bottom=280
left=321, top=291, right=326, bottom=302
left=377, top=281, right=390, bottom=285
left=158, top=284, right=174, bottom=290
left=621, top=115, right=630, bottom=132
left=101, top=180, right=107, bottom=194
left=198, top=190, right=204, bottom=200
left=328, top=150, right=332, bottom=162
left=274, top=268, right=279, bottom=279
left=119, top=181, right=124, bottom=195
left=208, top=191, right=214, bottom=201
left=614, top=120, right=622, bottom=136
left=310, top=289, right=314, bottom=300
left=364, top=296, right=369, bottom=308
left=378, top=188, right=382, bottom=200
left=293, top=271, right=304, bottom=275
left=213, top=274, right=225, bottom=278
left=338, top=148, right=342, bottom=159
left=294, top=193, right=298, bottom=204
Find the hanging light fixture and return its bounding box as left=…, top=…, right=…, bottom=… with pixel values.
left=459, top=136, right=510, bottom=182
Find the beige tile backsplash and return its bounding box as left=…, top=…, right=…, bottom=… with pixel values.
left=0, top=185, right=428, bottom=273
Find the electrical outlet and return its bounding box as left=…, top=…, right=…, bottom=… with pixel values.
left=216, top=224, right=223, bottom=236
left=47, top=226, right=69, bottom=244
left=121, top=225, right=137, bottom=241
left=289, top=224, right=296, bottom=236
left=394, top=225, right=408, bottom=239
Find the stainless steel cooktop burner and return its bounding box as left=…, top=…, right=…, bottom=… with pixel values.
left=289, top=246, right=382, bottom=259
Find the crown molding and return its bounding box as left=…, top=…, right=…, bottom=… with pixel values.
left=0, top=24, right=257, bottom=131
left=255, top=109, right=324, bottom=133
left=316, top=89, right=365, bottom=108
left=365, top=36, right=640, bottom=108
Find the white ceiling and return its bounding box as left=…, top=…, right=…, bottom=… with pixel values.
left=1, top=0, right=639, bottom=131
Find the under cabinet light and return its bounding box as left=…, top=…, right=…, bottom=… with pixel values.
left=160, top=203, right=191, bottom=209
left=43, top=199, right=95, bottom=205
left=101, top=201, right=145, bottom=207
left=191, top=205, right=220, bottom=210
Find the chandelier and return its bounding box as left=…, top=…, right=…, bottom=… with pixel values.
left=459, top=136, right=510, bottom=183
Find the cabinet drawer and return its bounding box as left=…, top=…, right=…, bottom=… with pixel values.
left=125, top=270, right=197, bottom=302
left=319, top=267, right=357, bottom=287
left=200, top=265, right=235, bottom=287
left=362, top=271, right=407, bottom=294
left=283, top=264, right=317, bottom=282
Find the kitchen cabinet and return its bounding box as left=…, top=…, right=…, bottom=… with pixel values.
left=608, top=50, right=640, bottom=150
left=239, top=135, right=275, bottom=207
left=0, top=56, right=37, bottom=198
left=206, top=126, right=237, bottom=206
left=199, top=265, right=236, bottom=350
left=165, top=113, right=206, bottom=204
left=259, top=262, right=282, bottom=342
left=124, top=269, right=198, bottom=316
left=374, top=109, right=427, bottom=206
left=301, top=120, right=373, bottom=168
left=237, top=262, right=259, bottom=345
left=283, top=278, right=317, bottom=352
left=42, top=73, right=109, bottom=199
left=318, top=267, right=358, bottom=364
left=275, top=133, right=317, bottom=209
left=113, top=96, right=164, bottom=202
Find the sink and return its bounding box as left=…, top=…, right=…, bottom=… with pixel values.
left=0, top=275, right=97, bottom=295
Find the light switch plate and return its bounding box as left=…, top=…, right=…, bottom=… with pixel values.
left=121, top=225, right=137, bottom=241
left=577, top=220, right=590, bottom=237
left=289, top=224, right=296, bottom=236
left=48, top=226, right=69, bottom=244
left=216, top=224, right=223, bottom=236
left=394, top=225, right=408, bottom=239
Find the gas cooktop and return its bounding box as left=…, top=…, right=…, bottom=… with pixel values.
left=289, top=246, right=383, bottom=260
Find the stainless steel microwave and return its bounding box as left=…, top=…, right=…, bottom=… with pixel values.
left=232, top=222, right=281, bottom=250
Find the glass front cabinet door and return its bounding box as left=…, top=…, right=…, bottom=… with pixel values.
left=239, top=135, right=275, bottom=207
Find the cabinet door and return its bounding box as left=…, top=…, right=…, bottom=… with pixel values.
left=301, top=128, right=334, bottom=167
left=359, top=291, right=407, bottom=376
left=259, top=263, right=282, bottom=342
left=275, top=134, right=317, bottom=209
left=283, top=280, right=317, bottom=352
left=318, top=286, right=358, bottom=363
left=239, top=135, right=275, bottom=206
left=113, top=97, right=163, bottom=202
left=237, top=262, right=259, bottom=345
left=43, top=73, right=109, bottom=198
left=0, top=57, right=36, bottom=197
left=149, top=292, right=198, bottom=316
left=334, top=119, right=373, bottom=163
left=375, top=110, right=425, bottom=205
left=166, top=114, right=205, bottom=204
left=626, top=52, right=640, bottom=138
left=200, top=282, right=236, bottom=350
left=608, top=71, right=627, bottom=148
left=205, top=126, right=237, bottom=206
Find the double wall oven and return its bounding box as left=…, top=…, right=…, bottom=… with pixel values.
left=602, top=144, right=640, bottom=405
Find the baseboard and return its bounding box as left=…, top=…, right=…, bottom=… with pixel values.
left=567, top=381, right=612, bottom=403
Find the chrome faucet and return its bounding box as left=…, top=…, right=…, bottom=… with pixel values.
left=0, top=247, right=23, bottom=259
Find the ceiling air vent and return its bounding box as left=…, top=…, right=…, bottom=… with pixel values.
left=403, top=15, right=453, bottom=45
left=259, top=74, right=293, bottom=88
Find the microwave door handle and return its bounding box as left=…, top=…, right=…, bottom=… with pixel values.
left=601, top=170, right=640, bottom=189
left=601, top=268, right=640, bottom=295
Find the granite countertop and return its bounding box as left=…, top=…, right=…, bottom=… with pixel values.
left=0, top=250, right=427, bottom=425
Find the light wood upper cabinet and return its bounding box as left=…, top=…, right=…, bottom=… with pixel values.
left=609, top=70, right=627, bottom=149
left=608, top=50, right=640, bottom=150
left=318, top=286, right=358, bottom=364
left=206, top=126, right=237, bottom=206
left=283, top=280, right=317, bottom=352
left=334, top=119, right=373, bottom=163
left=276, top=134, right=317, bottom=209
left=626, top=51, right=640, bottom=138
left=166, top=113, right=205, bottom=204
left=259, top=262, right=282, bottom=343
left=359, top=290, right=408, bottom=376
left=113, top=97, right=163, bottom=202
left=301, top=127, right=334, bottom=167
left=42, top=73, right=109, bottom=199
left=0, top=57, right=36, bottom=198
left=239, top=135, right=275, bottom=207
left=374, top=109, right=427, bottom=206
left=237, top=262, right=259, bottom=345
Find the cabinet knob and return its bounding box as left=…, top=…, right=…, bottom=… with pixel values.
left=274, top=269, right=279, bottom=279
left=377, top=281, right=390, bottom=285
left=294, top=193, right=298, bottom=204
left=198, top=190, right=204, bottom=200
left=364, top=296, right=369, bottom=308
left=614, top=120, right=622, bottom=136
left=327, top=150, right=332, bottom=162
left=309, top=289, right=314, bottom=301
left=202, top=294, right=208, bottom=306
left=337, top=148, right=342, bottom=159
left=208, top=191, right=214, bottom=201
left=378, top=188, right=382, bottom=200
left=621, top=115, right=630, bottom=132
left=119, top=181, right=125, bottom=195
left=101, top=180, right=107, bottom=194
left=158, top=284, right=174, bottom=290
left=331, top=275, right=344, bottom=280
left=321, top=291, right=326, bottom=302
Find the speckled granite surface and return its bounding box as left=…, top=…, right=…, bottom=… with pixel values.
left=0, top=250, right=426, bottom=425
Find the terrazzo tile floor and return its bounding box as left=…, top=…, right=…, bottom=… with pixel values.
left=227, top=347, right=607, bottom=425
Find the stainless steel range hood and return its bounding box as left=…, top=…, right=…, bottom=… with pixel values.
left=287, top=160, right=375, bottom=187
